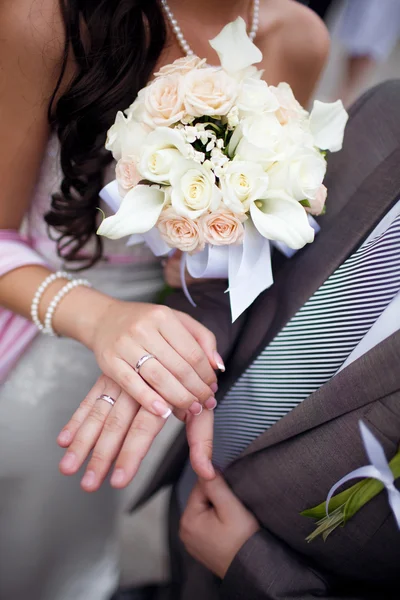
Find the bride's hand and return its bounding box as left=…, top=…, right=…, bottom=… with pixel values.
left=57, top=375, right=216, bottom=491
left=83, top=300, right=221, bottom=418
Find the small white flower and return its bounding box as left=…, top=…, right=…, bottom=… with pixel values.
left=226, top=106, right=240, bottom=129
left=170, top=158, right=222, bottom=219
left=216, top=138, right=225, bottom=150
left=206, top=139, right=216, bottom=152
left=210, top=148, right=229, bottom=169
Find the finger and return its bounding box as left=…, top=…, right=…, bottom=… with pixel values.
left=161, top=316, right=217, bottom=390
left=59, top=379, right=121, bottom=475
left=184, top=481, right=211, bottom=520
left=176, top=311, right=225, bottom=373
left=80, top=389, right=140, bottom=492
left=110, top=407, right=165, bottom=488
left=117, top=341, right=203, bottom=415
left=107, top=357, right=173, bottom=418
left=139, top=335, right=217, bottom=407
left=57, top=375, right=107, bottom=447
left=200, top=474, right=241, bottom=522
left=187, top=409, right=215, bottom=480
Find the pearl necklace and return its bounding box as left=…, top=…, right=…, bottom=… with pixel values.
left=161, top=0, right=260, bottom=57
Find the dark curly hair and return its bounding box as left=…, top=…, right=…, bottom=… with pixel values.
left=45, top=0, right=167, bottom=268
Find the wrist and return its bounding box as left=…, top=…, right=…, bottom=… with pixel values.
left=52, top=285, right=117, bottom=349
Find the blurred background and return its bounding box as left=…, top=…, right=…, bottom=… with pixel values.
left=118, top=0, right=400, bottom=593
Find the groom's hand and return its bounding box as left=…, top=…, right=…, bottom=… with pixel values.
left=180, top=474, right=260, bottom=578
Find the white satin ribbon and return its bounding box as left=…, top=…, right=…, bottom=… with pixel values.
left=99, top=181, right=321, bottom=321
left=326, top=421, right=400, bottom=528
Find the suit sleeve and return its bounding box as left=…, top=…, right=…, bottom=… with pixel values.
left=221, top=530, right=372, bottom=600
left=166, top=280, right=246, bottom=360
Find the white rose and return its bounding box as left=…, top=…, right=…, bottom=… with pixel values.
left=141, top=75, right=186, bottom=128
left=154, top=56, right=207, bottom=77
left=105, top=112, right=151, bottom=161
left=236, top=78, right=280, bottom=117
left=270, top=82, right=308, bottom=125
left=219, top=160, right=269, bottom=214
left=183, top=67, right=238, bottom=118
left=170, top=159, right=222, bottom=219
left=138, top=127, right=189, bottom=184
left=230, top=113, right=284, bottom=166
left=267, top=148, right=327, bottom=202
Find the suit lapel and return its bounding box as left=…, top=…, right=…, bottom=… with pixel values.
left=220, top=147, right=400, bottom=400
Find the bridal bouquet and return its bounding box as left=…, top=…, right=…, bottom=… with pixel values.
left=98, top=17, right=348, bottom=320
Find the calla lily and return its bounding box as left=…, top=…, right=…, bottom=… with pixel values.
left=209, top=17, right=262, bottom=75
left=309, top=100, right=349, bottom=152
left=97, top=185, right=166, bottom=239
left=250, top=190, right=315, bottom=249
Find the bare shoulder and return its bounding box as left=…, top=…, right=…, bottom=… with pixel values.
left=0, top=0, right=66, bottom=99
left=257, top=0, right=330, bottom=105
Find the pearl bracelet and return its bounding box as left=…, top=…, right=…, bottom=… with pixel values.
left=30, top=271, right=72, bottom=331
left=43, top=278, right=92, bottom=337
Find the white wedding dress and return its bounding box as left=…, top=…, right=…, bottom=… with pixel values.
left=0, top=137, right=165, bottom=600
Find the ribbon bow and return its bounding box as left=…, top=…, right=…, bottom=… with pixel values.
left=326, top=421, right=400, bottom=528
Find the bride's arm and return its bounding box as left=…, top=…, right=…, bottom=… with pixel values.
left=1, top=1, right=219, bottom=457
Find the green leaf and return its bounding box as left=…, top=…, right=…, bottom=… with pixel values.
left=301, top=479, right=367, bottom=519
left=305, top=506, right=344, bottom=543
left=299, top=199, right=311, bottom=208
left=344, top=478, right=384, bottom=522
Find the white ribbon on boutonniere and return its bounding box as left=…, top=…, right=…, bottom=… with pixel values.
left=326, top=421, right=400, bottom=528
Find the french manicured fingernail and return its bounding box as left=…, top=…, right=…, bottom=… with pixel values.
left=60, top=452, right=76, bottom=471
left=111, top=468, right=125, bottom=487
left=189, top=402, right=203, bottom=416
left=210, top=382, right=218, bottom=393
left=205, top=397, right=217, bottom=411
left=58, top=430, right=71, bottom=445
left=81, top=470, right=96, bottom=489
left=214, top=352, right=225, bottom=372
left=152, top=401, right=172, bottom=419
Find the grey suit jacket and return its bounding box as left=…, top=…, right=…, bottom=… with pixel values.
left=136, top=81, right=400, bottom=599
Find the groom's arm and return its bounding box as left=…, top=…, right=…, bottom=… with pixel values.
left=166, top=280, right=246, bottom=360
left=221, top=529, right=383, bottom=600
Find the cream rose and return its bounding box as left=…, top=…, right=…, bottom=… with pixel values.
left=230, top=113, right=284, bottom=166
left=157, top=208, right=204, bottom=253
left=142, top=75, right=185, bottom=128
left=183, top=67, right=238, bottom=118
left=219, top=160, right=269, bottom=214
left=237, top=78, right=280, bottom=117
left=270, top=82, right=308, bottom=125
left=305, top=184, right=327, bottom=216
left=155, top=56, right=206, bottom=77
left=170, top=159, right=221, bottom=219
left=201, top=208, right=246, bottom=246
left=138, top=128, right=189, bottom=184
left=116, top=159, right=141, bottom=196
left=267, top=149, right=327, bottom=202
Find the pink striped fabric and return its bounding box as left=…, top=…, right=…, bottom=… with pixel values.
left=0, top=232, right=48, bottom=383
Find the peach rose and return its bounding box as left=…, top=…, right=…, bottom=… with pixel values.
left=270, top=82, right=308, bottom=125
left=183, top=67, right=238, bottom=118
left=116, top=159, right=141, bottom=196
left=305, top=184, right=327, bottom=216
left=157, top=208, right=204, bottom=254
left=154, top=56, right=206, bottom=77
left=144, top=75, right=185, bottom=127
left=201, top=208, right=246, bottom=246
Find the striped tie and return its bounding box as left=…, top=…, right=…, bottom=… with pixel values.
left=213, top=213, right=400, bottom=470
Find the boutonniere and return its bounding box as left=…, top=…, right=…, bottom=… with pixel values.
left=302, top=421, right=400, bottom=542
